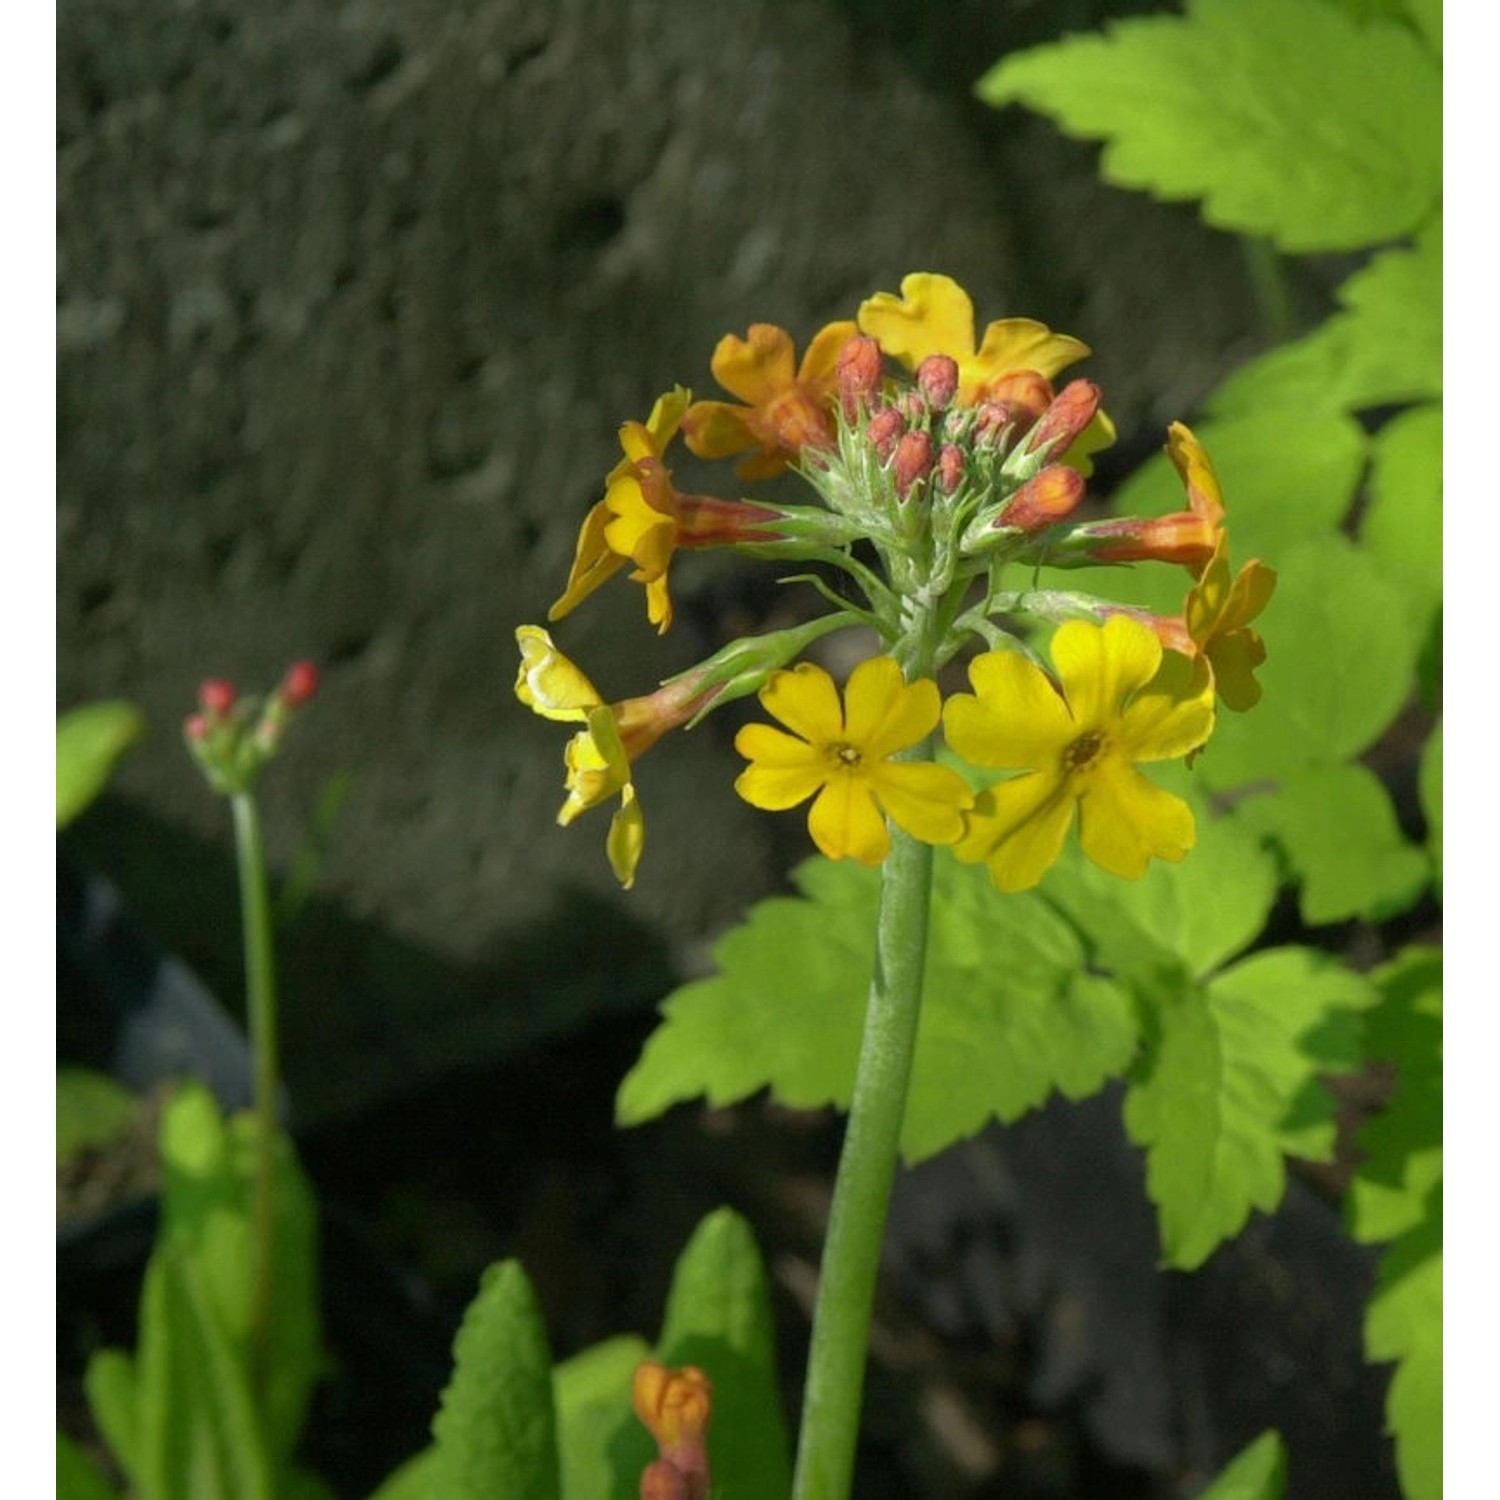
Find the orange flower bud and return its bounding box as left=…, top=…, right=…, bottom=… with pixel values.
left=867, top=406, right=905, bottom=459
left=892, top=429, right=934, bottom=498
left=837, top=335, right=884, bottom=421
left=998, top=464, right=1086, bottom=532
left=915, top=353, right=959, bottom=412
left=1020, top=378, right=1101, bottom=461
left=632, top=1363, right=712, bottom=1500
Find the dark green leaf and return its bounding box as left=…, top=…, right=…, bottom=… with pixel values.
left=975, top=0, right=1440, bottom=251
left=57, top=1430, right=121, bottom=1500
left=57, top=700, right=147, bottom=828
left=430, top=1261, right=559, bottom=1500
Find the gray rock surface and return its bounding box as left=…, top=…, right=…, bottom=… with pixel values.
left=58, top=0, right=1267, bottom=1123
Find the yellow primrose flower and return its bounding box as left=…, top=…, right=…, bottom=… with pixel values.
left=734, top=656, right=974, bottom=865
left=515, top=625, right=709, bottom=888
left=943, top=617, right=1215, bottom=892
left=681, top=319, right=857, bottom=479
left=1178, top=534, right=1277, bottom=711
left=551, top=386, right=692, bottom=633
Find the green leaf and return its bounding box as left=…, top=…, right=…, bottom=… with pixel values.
left=1190, top=533, right=1423, bottom=790
left=975, top=0, right=1440, bottom=252
left=57, top=1067, right=140, bottom=1168
left=1124, top=948, right=1374, bottom=1269
left=552, top=1335, right=653, bottom=1500
left=1105, top=407, right=1369, bottom=562
left=1233, top=764, right=1431, bottom=925
left=1419, top=720, right=1441, bottom=892
left=57, top=700, right=147, bottom=828
left=365, top=1448, right=437, bottom=1500
left=1209, top=221, right=1442, bottom=417
left=135, top=1247, right=275, bottom=1500
left=1196, top=1429, right=1288, bottom=1500
left=1365, top=1185, right=1442, bottom=1500
left=57, top=1430, right=121, bottom=1500
left=655, top=1209, right=791, bottom=1500
left=1402, top=0, right=1441, bottom=53
left=1347, top=948, right=1442, bottom=1245
left=157, top=1082, right=324, bottom=1468
left=617, top=855, right=1138, bottom=1163
left=430, top=1261, right=559, bottom=1500
left=82, top=1349, right=139, bottom=1488
left=1361, top=403, right=1442, bottom=629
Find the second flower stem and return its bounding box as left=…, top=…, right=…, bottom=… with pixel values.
left=791, top=798, right=935, bottom=1500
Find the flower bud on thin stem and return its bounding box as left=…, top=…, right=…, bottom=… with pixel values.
left=915, top=354, right=959, bottom=413
left=938, top=443, right=965, bottom=495
left=836, top=336, right=883, bottom=423
left=1017, top=379, right=1100, bottom=463
left=892, top=429, right=934, bottom=498
left=199, top=678, right=237, bottom=717
left=867, top=406, right=905, bottom=461
left=972, top=401, right=1014, bottom=450
left=281, top=660, right=320, bottom=709
left=998, top=465, right=1086, bottom=532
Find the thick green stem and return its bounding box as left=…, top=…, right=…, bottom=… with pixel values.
left=230, top=791, right=280, bottom=1396
left=791, top=790, right=935, bottom=1500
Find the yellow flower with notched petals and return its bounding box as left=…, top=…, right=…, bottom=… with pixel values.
left=1183, top=535, right=1276, bottom=711
left=734, top=656, right=973, bottom=865
left=943, top=617, right=1215, bottom=892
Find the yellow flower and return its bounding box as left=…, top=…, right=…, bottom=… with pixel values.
left=633, top=1362, right=712, bottom=1500
left=681, top=320, right=857, bottom=479
left=550, top=387, right=692, bottom=633
left=515, top=625, right=707, bottom=888
left=1181, top=534, right=1277, bottom=711
left=943, top=617, right=1215, bottom=892
left=734, top=656, right=974, bottom=865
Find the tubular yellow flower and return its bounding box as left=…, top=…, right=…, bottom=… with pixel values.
left=515, top=625, right=710, bottom=888
left=734, top=655, right=974, bottom=865
left=943, top=617, right=1215, bottom=892
left=681, top=319, right=858, bottom=478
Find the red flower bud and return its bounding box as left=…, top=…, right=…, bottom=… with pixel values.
left=867, top=406, right=905, bottom=460
left=836, top=335, right=883, bottom=422
left=972, top=401, right=1013, bottom=449
left=998, top=464, right=1086, bottom=532
left=640, top=1459, right=692, bottom=1500
left=281, top=660, right=320, bottom=708
left=892, top=429, right=934, bottom=498
left=183, top=712, right=209, bottom=743
left=915, top=354, right=959, bottom=413
left=198, top=678, right=236, bottom=716
left=895, top=390, right=928, bottom=426
left=1024, top=379, right=1101, bottom=460
left=938, top=443, right=965, bottom=494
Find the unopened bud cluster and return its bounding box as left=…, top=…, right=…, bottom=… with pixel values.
left=184, top=661, right=320, bottom=796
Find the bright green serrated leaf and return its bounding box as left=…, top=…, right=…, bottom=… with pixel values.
left=1234, top=764, right=1430, bottom=924
left=655, top=1209, right=790, bottom=1500
left=1419, top=721, right=1441, bottom=892
left=617, top=854, right=1137, bottom=1163
left=1365, top=1185, right=1441, bottom=1500
left=57, top=700, right=147, bottom=828
left=1106, top=407, right=1369, bottom=562
left=1125, top=947, right=1374, bottom=1269
left=553, top=1335, right=653, bottom=1500
left=136, top=1247, right=275, bottom=1500
left=57, top=1430, right=121, bottom=1500
left=157, top=1082, right=323, bottom=1468
left=57, top=1067, right=140, bottom=1168
left=1362, top=403, right=1442, bottom=629
left=1196, top=1429, right=1288, bottom=1500
left=1190, top=533, right=1423, bottom=790
left=431, top=1261, right=559, bottom=1500
left=1210, top=221, right=1441, bottom=418
left=1347, top=948, right=1442, bottom=1245
left=975, top=0, right=1440, bottom=252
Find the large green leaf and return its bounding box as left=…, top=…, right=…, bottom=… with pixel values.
left=57, top=700, right=147, bottom=828
left=430, top=1261, right=559, bottom=1500
left=654, top=1210, right=790, bottom=1500
left=1196, top=1430, right=1288, bottom=1500
left=364, top=1449, right=437, bottom=1500
left=975, top=0, right=1440, bottom=252
left=1209, top=221, right=1442, bottom=418
left=1360, top=402, right=1442, bottom=630
left=1233, top=764, right=1430, bottom=925
left=617, top=854, right=1137, bottom=1163
left=1124, top=947, right=1374, bottom=1269
left=57, top=1430, right=121, bottom=1500
left=157, top=1082, right=324, bottom=1469
left=552, top=1335, right=653, bottom=1500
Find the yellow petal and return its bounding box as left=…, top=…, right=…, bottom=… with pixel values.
left=710, top=325, right=797, bottom=405
left=1116, top=650, right=1215, bottom=763
left=841, top=656, right=939, bottom=759
left=681, top=399, right=759, bottom=461
left=1076, top=760, right=1196, bottom=879
left=943, top=649, right=1073, bottom=769
left=799, top=319, right=861, bottom=382
left=959, top=772, right=1077, bottom=893
left=549, top=502, right=628, bottom=621
left=515, top=625, right=603, bottom=720
left=1207, top=630, right=1267, bottom=712
left=971, top=317, right=1090, bottom=383
left=606, top=783, right=645, bottom=889
left=858, top=272, right=977, bottom=368
left=808, top=775, right=890, bottom=865
left=866, top=760, right=973, bottom=846
left=1052, top=617, right=1163, bottom=731
left=759, top=661, right=845, bottom=744
left=733, top=724, right=828, bottom=808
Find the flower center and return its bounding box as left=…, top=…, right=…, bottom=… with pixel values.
left=1063, top=731, right=1104, bottom=772
left=827, top=741, right=863, bottom=771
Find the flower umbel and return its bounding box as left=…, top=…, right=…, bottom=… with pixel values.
left=943, top=617, right=1215, bottom=892
left=734, top=656, right=973, bottom=865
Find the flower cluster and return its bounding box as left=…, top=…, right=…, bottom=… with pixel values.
left=183, top=661, right=320, bottom=796
left=517, top=273, right=1274, bottom=890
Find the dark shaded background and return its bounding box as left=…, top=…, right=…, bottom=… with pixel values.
left=57, top=2, right=1395, bottom=1496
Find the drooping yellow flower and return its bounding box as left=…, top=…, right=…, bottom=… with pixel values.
left=943, top=617, right=1215, bottom=892
left=734, top=655, right=974, bottom=865
left=1154, top=534, right=1277, bottom=711
left=681, top=320, right=857, bottom=479
left=516, top=625, right=709, bottom=888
